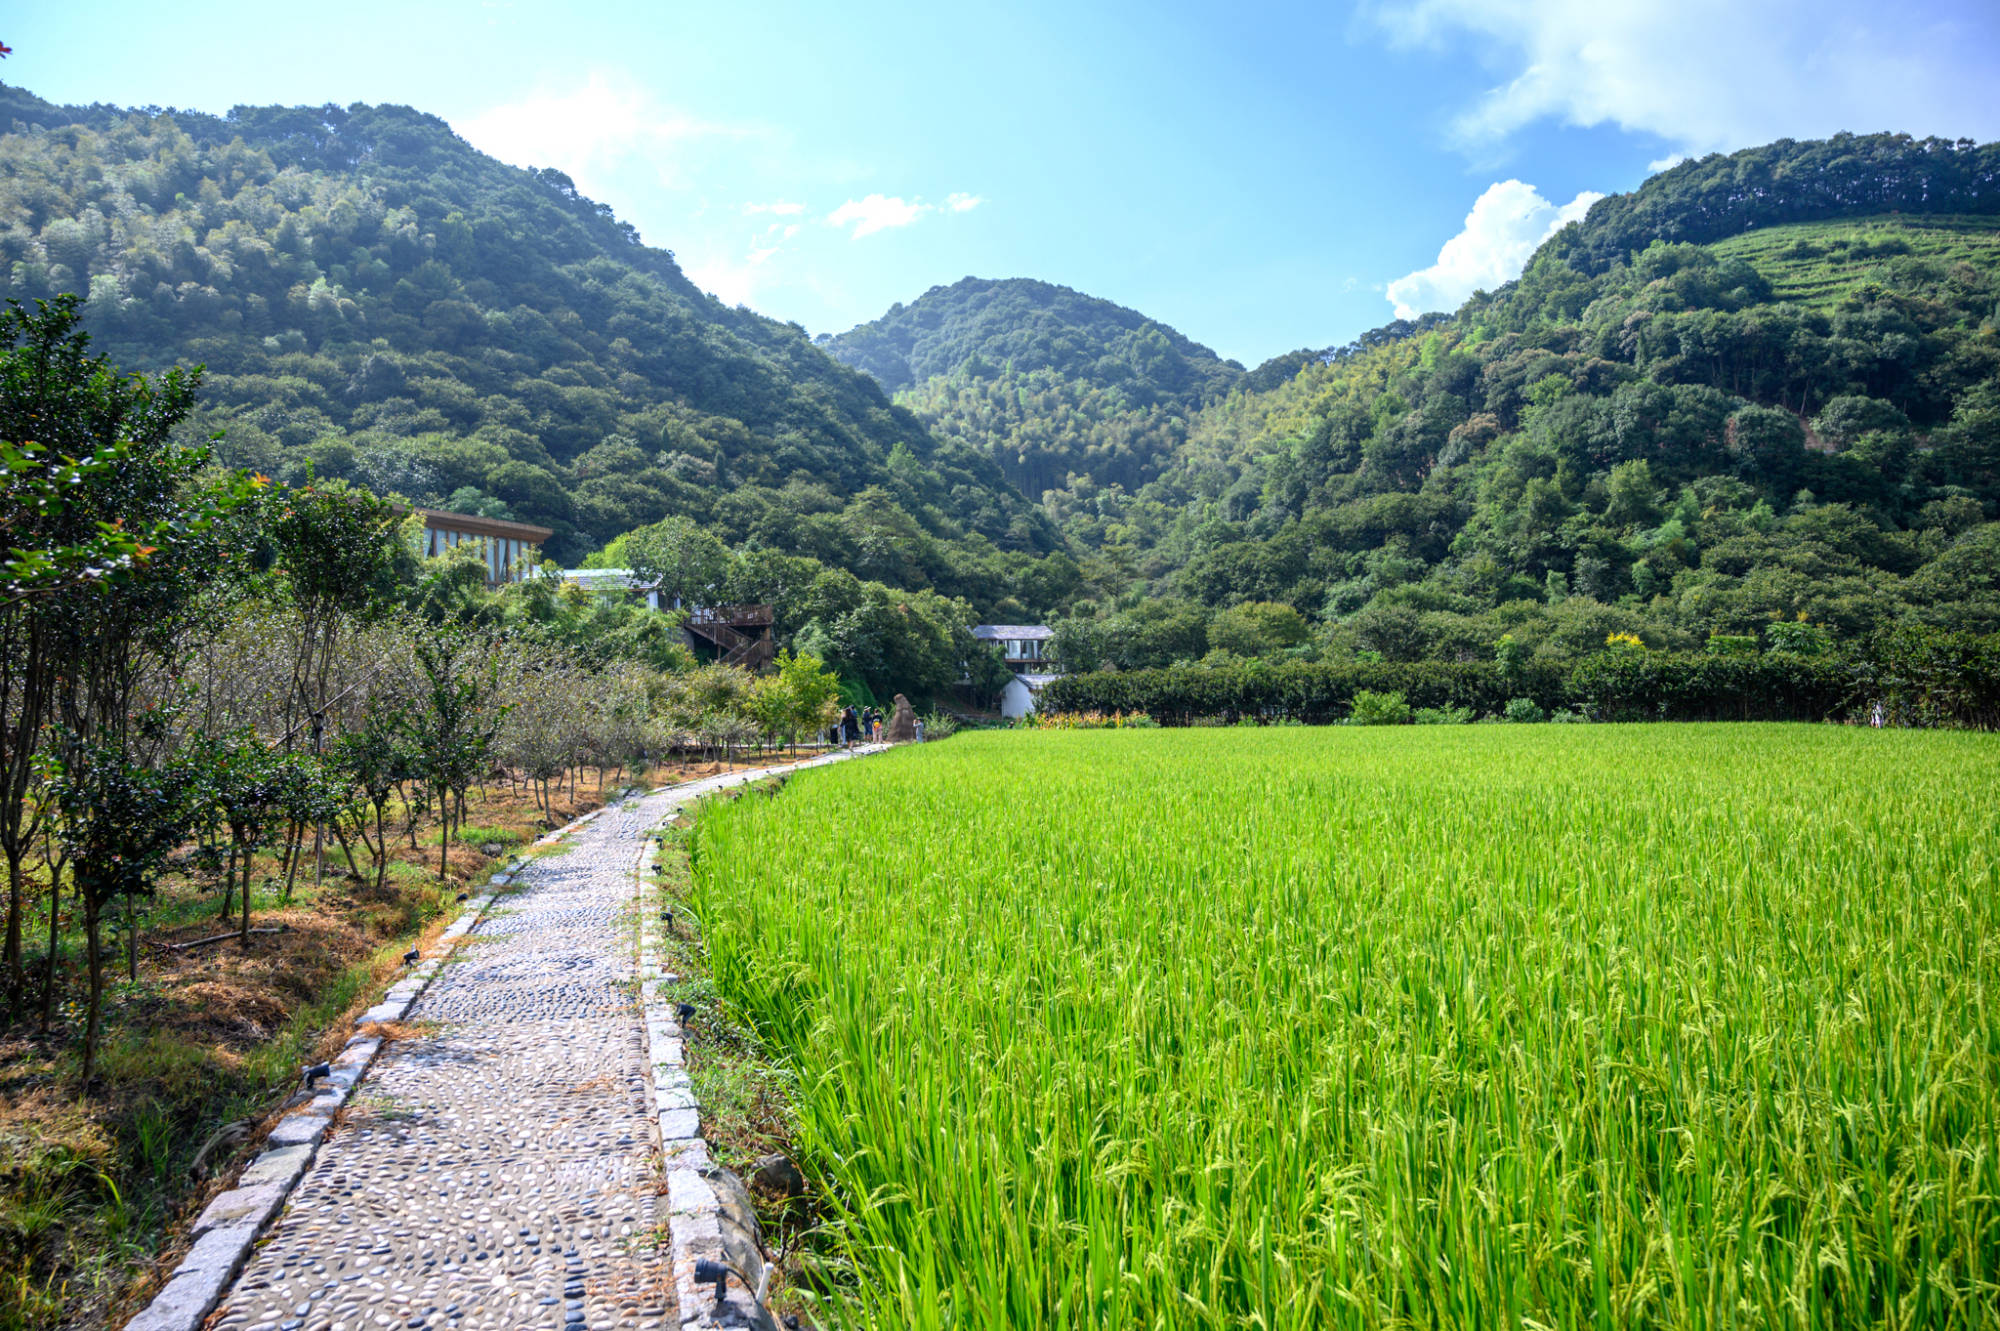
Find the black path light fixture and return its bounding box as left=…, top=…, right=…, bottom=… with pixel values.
left=676, top=1001, right=696, bottom=1026
left=402, top=946, right=421, bottom=966
left=693, top=1258, right=729, bottom=1301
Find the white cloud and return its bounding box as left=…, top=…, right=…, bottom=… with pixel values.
left=685, top=250, right=769, bottom=308
left=1385, top=180, right=1602, bottom=318
left=1373, top=0, right=2000, bottom=153
left=746, top=201, right=806, bottom=216
left=457, top=71, right=751, bottom=196
left=945, top=192, right=985, bottom=213
left=826, top=194, right=930, bottom=238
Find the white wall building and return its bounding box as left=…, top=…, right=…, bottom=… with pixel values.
left=999, top=671, right=1062, bottom=720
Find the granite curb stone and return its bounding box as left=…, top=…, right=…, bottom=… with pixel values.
left=633, top=747, right=885, bottom=1330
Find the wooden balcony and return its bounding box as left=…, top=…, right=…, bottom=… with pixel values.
left=686, top=604, right=774, bottom=628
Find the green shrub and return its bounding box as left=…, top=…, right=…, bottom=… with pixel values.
left=1567, top=651, right=1850, bottom=722
left=1349, top=690, right=1411, bottom=725
left=1412, top=705, right=1474, bottom=725
left=1549, top=708, right=1590, bottom=723
left=1765, top=620, right=1832, bottom=656
left=1040, top=659, right=1566, bottom=726
left=1504, top=698, right=1547, bottom=723
left=1854, top=624, right=2000, bottom=729
left=1039, top=632, right=2000, bottom=730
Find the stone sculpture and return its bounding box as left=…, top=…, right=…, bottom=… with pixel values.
left=886, top=693, right=917, bottom=742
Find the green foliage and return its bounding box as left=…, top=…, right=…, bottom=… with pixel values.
left=401, top=628, right=507, bottom=879
left=1565, top=650, right=1851, bottom=723
left=1549, top=135, right=2000, bottom=275
left=1040, top=629, right=2000, bottom=729
left=1765, top=618, right=1832, bottom=655
left=822, top=278, right=1246, bottom=520
left=1347, top=689, right=1410, bottom=725
left=1853, top=624, right=2000, bottom=730
left=1043, top=658, right=1570, bottom=724
left=1411, top=704, right=1473, bottom=724
left=1206, top=601, right=1308, bottom=657
left=622, top=515, right=731, bottom=609
left=977, top=140, right=2000, bottom=671
left=0, top=85, right=1062, bottom=599
left=819, top=276, right=1241, bottom=400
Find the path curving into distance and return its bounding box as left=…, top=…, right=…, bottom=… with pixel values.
left=196, top=751, right=876, bottom=1331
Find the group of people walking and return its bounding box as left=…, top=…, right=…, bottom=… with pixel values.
left=839, top=705, right=879, bottom=746
left=835, top=704, right=924, bottom=746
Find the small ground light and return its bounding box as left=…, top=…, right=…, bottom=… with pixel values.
left=676, top=1002, right=696, bottom=1026
left=402, top=947, right=420, bottom=965
left=693, top=1258, right=729, bottom=1300
left=301, top=1062, right=330, bottom=1088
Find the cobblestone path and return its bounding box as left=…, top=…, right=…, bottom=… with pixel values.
left=210, top=790, right=684, bottom=1331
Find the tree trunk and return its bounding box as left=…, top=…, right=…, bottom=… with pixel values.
left=40, top=857, right=60, bottom=1036
left=281, top=819, right=305, bottom=902
left=82, top=891, right=103, bottom=1089
left=329, top=817, right=360, bottom=879
left=437, top=805, right=451, bottom=883
left=374, top=802, right=389, bottom=894
left=241, top=852, right=253, bottom=949
left=4, top=842, right=23, bottom=1018
left=219, top=841, right=237, bottom=921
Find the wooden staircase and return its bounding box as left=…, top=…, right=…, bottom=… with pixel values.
left=686, top=604, right=775, bottom=669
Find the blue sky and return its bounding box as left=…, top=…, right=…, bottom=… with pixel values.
left=8, top=1, right=1999, bottom=365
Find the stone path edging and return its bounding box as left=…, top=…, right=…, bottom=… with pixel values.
left=125, top=799, right=625, bottom=1331
left=635, top=748, right=886, bottom=1331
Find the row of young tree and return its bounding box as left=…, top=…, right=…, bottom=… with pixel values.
left=0, top=297, right=844, bottom=1084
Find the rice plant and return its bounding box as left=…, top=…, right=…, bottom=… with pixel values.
left=693, top=725, right=2000, bottom=1330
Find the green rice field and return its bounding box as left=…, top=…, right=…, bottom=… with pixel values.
left=692, top=726, right=2000, bottom=1329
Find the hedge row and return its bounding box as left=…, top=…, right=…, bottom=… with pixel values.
left=1038, top=660, right=1567, bottom=726
left=1036, top=628, right=2000, bottom=729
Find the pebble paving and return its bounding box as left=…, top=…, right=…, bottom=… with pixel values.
left=210, top=792, right=681, bottom=1331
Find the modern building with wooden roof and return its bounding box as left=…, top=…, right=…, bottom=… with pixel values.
left=416, top=509, right=554, bottom=585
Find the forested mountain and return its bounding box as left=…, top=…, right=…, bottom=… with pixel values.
left=817, top=276, right=1242, bottom=399
left=0, top=83, right=1061, bottom=602
left=818, top=277, right=1255, bottom=499
left=5, top=87, right=1995, bottom=667
left=1045, top=152, right=2000, bottom=666
left=1554, top=133, right=2000, bottom=275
